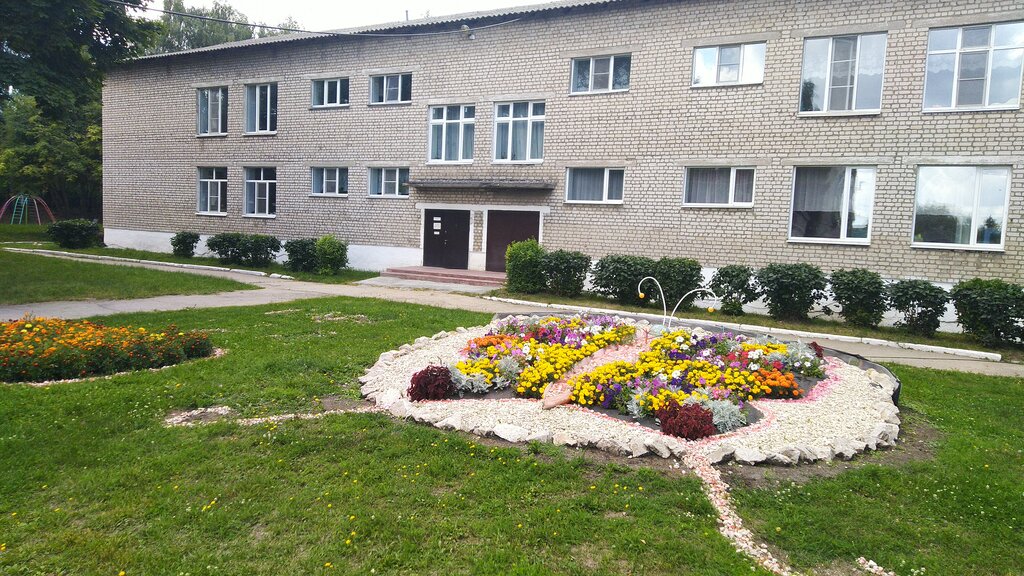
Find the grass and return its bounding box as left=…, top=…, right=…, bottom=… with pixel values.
left=0, top=298, right=771, bottom=576
left=0, top=223, right=49, bottom=243
left=491, top=289, right=1024, bottom=363
left=0, top=250, right=254, bottom=305
left=733, top=364, right=1024, bottom=575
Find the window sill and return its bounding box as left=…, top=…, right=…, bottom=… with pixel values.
left=689, top=81, right=764, bottom=89
left=243, top=131, right=277, bottom=137
left=368, top=101, right=412, bottom=107
left=309, top=193, right=349, bottom=198
left=196, top=133, right=228, bottom=138
left=310, top=104, right=351, bottom=110
left=243, top=214, right=277, bottom=219
left=787, top=237, right=870, bottom=246
left=564, top=200, right=624, bottom=205
left=426, top=160, right=474, bottom=166
left=367, top=195, right=410, bottom=199
left=196, top=211, right=228, bottom=217
left=797, top=110, right=881, bottom=118
left=911, top=242, right=1004, bottom=252
left=681, top=203, right=754, bottom=209
left=492, top=160, right=544, bottom=165
left=568, top=88, right=630, bottom=96
left=922, top=105, right=1020, bottom=114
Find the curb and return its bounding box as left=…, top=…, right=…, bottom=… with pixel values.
left=482, top=295, right=1002, bottom=362
left=4, top=248, right=295, bottom=280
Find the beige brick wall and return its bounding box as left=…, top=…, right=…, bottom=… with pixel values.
left=102, top=0, right=1024, bottom=282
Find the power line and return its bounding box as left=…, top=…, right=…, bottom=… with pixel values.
left=101, top=0, right=521, bottom=38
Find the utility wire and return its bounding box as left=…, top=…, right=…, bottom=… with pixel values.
left=102, top=0, right=521, bottom=37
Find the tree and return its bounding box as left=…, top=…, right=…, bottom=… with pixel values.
left=149, top=0, right=256, bottom=54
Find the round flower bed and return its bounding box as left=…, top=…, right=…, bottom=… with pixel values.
left=1, top=317, right=214, bottom=383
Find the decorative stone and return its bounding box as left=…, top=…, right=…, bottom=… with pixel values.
left=493, top=423, right=530, bottom=443
left=707, top=444, right=736, bottom=464
left=378, top=351, right=396, bottom=363
left=388, top=399, right=412, bottom=419
left=541, top=381, right=572, bottom=409
left=435, top=415, right=462, bottom=430
left=777, top=445, right=802, bottom=464
left=734, top=447, right=767, bottom=465
left=628, top=439, right=649, bottom=458
left=376, top=389, right=401, bottom=409
left=526, top=430, right=552, bottom=443
left=872, top=423, right=900, bottom=446
left=831, top=438, right=860, bottom=460
left=414, top=336, right=430, bottom=345
left=795, top=445, right=819, bottom=462
left=432, top=331, right=448, bottom=340
left=597, top=438, right=630, bottom=456
left=644, top=437, right=672, bottom=458
left=767, top=452, right=796, bottom=466
left=456, top=326, right=468, bottom=333
left=552, top=432, right=577, bottom=446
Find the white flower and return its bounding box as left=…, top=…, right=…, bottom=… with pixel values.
left=749, top=349, right=762, bottom=359
left=671, top=370, right=682, bottom=379
left=749, top=363, right=760, bottom=371
left=675, top=336, right=684, bottom=343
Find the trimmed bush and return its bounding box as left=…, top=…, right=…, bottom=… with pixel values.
left=656, top=402, right=716, bottom=440
left=541, top=250, right=591, bottom=297
left=592, top=254, right=657, bottom=306
left=888, top=279, right=948, bottom=337
left=755, top=263, right=827, bottom=320
left=655, top=257, right=703, bottom=309
left=408, top=365, right=454, bottom=401
left=283, top=238, right=318, bottom=273
left=830, top=268, right=887, bottom=327
left=951, top=278, right=1024, bottom=346
left=170, top=231, right=200, bottom=258
left=315, top=235, right=348, bottom=275
left=710, top=265, right=757, bottom=316
left=505, top=239, right=546, bottom=294
left=205, top=232, right=245, bottom=264
left=239, top=234, right=280, bottom=268
left=47, top=219, right=102, bottom=248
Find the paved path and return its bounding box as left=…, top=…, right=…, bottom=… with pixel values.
left=3, top=249, right=1022, bottom=378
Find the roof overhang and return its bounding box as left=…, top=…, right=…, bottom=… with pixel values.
left=409, top=179, right=557, bottom=192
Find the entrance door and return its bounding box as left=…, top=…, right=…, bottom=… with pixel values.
left=423, top=209, right=471, bottom=269
left=486, top=210, right=540, bottom=272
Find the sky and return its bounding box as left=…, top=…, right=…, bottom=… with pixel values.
left=142, top=0, right=555, bottom=31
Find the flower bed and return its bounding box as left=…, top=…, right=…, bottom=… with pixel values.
left=1, top=317, right=214, bottom=383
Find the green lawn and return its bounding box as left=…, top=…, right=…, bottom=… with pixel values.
left=0, top=223, right=49, bottom=243
left=0, top=250, right=254, bottom=305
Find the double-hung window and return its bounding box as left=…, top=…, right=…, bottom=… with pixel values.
left=312, top=167, right=348, bottom=195
left=790, top=167, right=875, bottom=243
left=369, top=168, right=409, bottom=197
left=429, top=105, right=475, bottom=162
left=197, top=87, right=228, bottom=135
left=197, top=167, right=227, bottom=214
left=312, top=78, right=349, bottom=107
left=692, top=43, right=766, bottom=86
left=912, top=166, right=1010, bottom=249
left=566, top=168, right=624, bottom=203
left=370, top=73, right=412, bottom=104
left=799, top=33, right=887, bottom=113
left=245, top=83, right=277, bottom=133
left=571, top=54, right=631, bottom=93
left=494, top=102, right=544, bottom=162
left=924, top=22, right=1024, bottom=110
left=684, top=167, right=755, bottom=206
left=244, top=167, right=276, bottom=216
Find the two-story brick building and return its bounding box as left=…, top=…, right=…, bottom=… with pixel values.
left=102, top=0, right=1024, bottom=284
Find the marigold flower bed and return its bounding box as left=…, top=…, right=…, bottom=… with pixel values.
left=1, top=317, right=214, bottom=383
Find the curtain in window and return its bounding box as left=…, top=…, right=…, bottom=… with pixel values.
left=369, top=169, right=381, bottom=195
left=612, top=56, right=631, bottom=89
left=686, top=168, right=731, bottom=203
left=573, top=59, right=590, bottom=92
left=529, top=121, right=544, bottom=160
left=791, top=167, right=845, bottom=238
left=569, top=169, right=606, bottom=201
left=734, top=169, right=754, bottom=203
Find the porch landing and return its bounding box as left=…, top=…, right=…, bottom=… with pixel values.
left=381, top=266, right=507, bottom=288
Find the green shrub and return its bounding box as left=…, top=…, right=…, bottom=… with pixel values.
left=950, top=278, right=1024, bottom=346
left=46, top=219, right=102, bottom=248
left=829, top=268, right=887, bottom=327
left=205, top=232, right=245, bottom=264
left=239, top=234, right=281, bottom=268
left=314, top=235, right=348, bottom=275
left=283, top=238, right=318, bottom=273
left=170, top=231, right=200, bottom=258
left=592, top=254, right=657, bottom=306
left=540, top=250, right=591, bottom=297
left=655, top=257, right=703, bottom=309
left=710, top=265, right=757, bottom=316
left=888, top=279, right=949, bottom=337
left=755, top=263, right=827, bottom=320
left=505, top=239, right=546, bottom=294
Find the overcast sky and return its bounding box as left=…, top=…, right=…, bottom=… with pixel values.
left=143, top=0, right=553, bottom=31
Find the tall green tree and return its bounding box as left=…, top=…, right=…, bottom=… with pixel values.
left=149, top=1, right=304, bottom=55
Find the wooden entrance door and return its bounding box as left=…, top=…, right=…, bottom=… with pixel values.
left=423, top=209, right=471, bottom=269
left=486, top=210, right=540, bottom=272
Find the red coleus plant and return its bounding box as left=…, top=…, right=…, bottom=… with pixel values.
left=407, top=365, right=454, bottom=402
left=656, top=402, right=716, bottom=440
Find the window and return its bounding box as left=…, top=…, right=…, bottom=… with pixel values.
left=494, top=102, right=545, bottom=162
left=312, top=78, right=349, bottom=107
left=571, top=54, right=631, bottom=93
left=370, top=73, right=412, bottom=104
left=790, top=167, right=875, bottom=242
left=369, top=168, right=409, bottom=197
left=799, top=33, right=887, bottom=113
left=244, top=167, right=276, bottom=216
left=684, top=167, right=755, bottom=206
left=913, top=166, right=1009, bottom=249
left=312, top=167, right=348, bottom=195
left=197, top=167, right=227, bottom=213
left=429, top=105, right=475, bottom=162
left=924, top=22, right=1024, bottom=110
left=692, top=43, right=766, bottom=86
left=245, top=83, right=277, bottom=133
left=566, top=168, right=624, bottom=203
left=197, top=87, right=228, bottom=135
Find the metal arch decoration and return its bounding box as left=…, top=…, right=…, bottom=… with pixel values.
left=637, top=276, right=721, bottom=331
left=0, top=194, right=57, bottom=225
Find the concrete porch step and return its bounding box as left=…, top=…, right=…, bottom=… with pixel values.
left=381, top=266, right=506, bottom=287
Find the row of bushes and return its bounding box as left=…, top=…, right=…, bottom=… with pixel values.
left=172, top=231, right=349, bottom=275
left=47, top=219, right=103, bottom=248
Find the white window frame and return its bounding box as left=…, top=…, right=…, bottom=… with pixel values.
left=368, top=168, right=410, bottom=197
left=244, top=167, right=276, bottom=217
left=196, top=87, right=228, bottom=136
left=797, top=33, right=887, bottom=115
left=569, top=54, right=632, bottom=94
left=369, top=73, right=412, bottom=104
left=923, top=23, right=1024, bottom=112
left=428, top=105, right=475, bottom=163
left=682, top=167, right=756, bottom=207
left=911, top=165, right=1011, bottom=251
left=691, top=43, right=766, bottom=87
left=196, top=167, right=228, bottom=215
left=787, top=166, right=875, bottom=245
left=565, top=167, right=625, bottom=204
left=493, top=101, right=545, bottom=163
left=311, top=78, right=350, bottom=108
left=311, top=167, right=348, bottom=196
left=245, top=83, right=277, bottom=134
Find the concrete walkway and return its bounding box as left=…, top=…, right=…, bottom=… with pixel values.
left=3, top=249, right=1022, bottom=378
